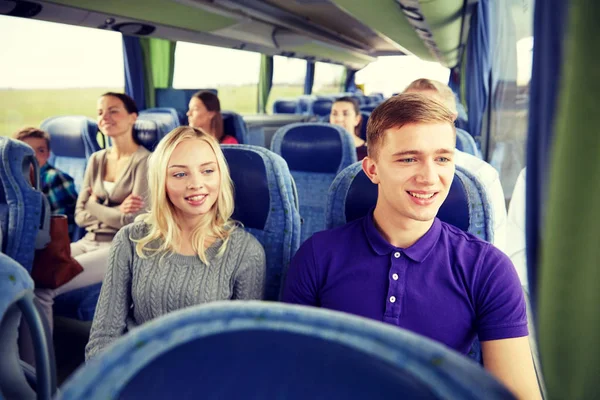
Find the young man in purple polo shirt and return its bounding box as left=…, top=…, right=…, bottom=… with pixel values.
left=282, top=93, right=541, bottom=399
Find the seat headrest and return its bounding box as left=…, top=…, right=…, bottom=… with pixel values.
left=359, top=111, right=370, bottom=141
left=222, top=111, right=246, bottom=143
left=138, top=108, right=179, bottom=136
left=271, top=123, right=356, bottom=174
left=222, top=146, right=271, bottom=230
left=328, top=163, right=470, bottom=232
left=360, top=105, right=377, bottom=113
left=273, top=99, right=298, bottom=114
left=133, top=120, right=160, bottom=151
left=311, top=99, right=333, bottom=117
left=40, top=116, right=99, bottom=158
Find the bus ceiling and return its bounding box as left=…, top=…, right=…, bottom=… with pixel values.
left=1, top=0, right=474, bottom=70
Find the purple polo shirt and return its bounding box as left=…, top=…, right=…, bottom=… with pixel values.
left=282, top=211, right=528, bottom=354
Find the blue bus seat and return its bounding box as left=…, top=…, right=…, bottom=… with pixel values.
left=40, top=116, right=101, bottom=193
left=58, top=301, right=514, bottom=400
left=138, top=107, right=180, bottom=138
left=326, top=163, right=492, bottom=242
left=0, top=138, right=50, bottom=273
left=222, top=145, right=301, bottom=300
left=53, top=282, right=102, bottom=321
left=271, top=123, right=356, bottom=243
left=368, top=94, right=381, bottom=105
left=272, top=99, right=299, bottom=114
left=133, top=119, right=161, bottom=151
left=456, top=128, right=482, bottom=158
left=0, top=252, right=55, bottom=400
left=359, top=111, right=370, bottom=141
left=296, top=95, right=316, bottom=115
left=222, top=110, right=248, bottom=144
left=311, top=98, right=333, bottom=120
left=360, top=104, right=378, bottom=113
left=155, top=88, right=218, bottom=125
left=326, top=163, right=494, bottom=363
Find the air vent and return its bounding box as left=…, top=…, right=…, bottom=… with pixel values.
left=112, top=22, right=156, bottom=36
left=0, top=0, right=42, bottom=17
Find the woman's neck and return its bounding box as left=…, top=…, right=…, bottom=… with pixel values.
left=110, top=134, right=139, bottom=159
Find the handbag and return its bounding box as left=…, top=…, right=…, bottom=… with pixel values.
left=31, top=214, right=83, bottom=289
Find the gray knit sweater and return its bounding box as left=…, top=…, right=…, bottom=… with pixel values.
left=85, top=221, right=266, bottom=360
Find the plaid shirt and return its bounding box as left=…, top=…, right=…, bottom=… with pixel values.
left=40, top=163, right=78, bottom=233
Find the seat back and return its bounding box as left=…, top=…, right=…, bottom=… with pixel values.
left=360, top=104, right=378, bottom=113
left=272, top=99, right=299, bottom=114
left=0, top=138, right=51, bottom=273
left=271, top=123, right=356, bottom=242
left=133, top=119, right=161, bottom=152
left=138, top=107, right=180, bottom=139
left=0, top=252, right=55, bottom=400
left=456, top=128, right=481, bottom=158
left=222, top=145, right=301, bottom=300
left=40, top=116, right=100, bottom=193
left=311, top=98, right=333, bottom=120
left=296, top=95, right=316, bottom=115
left=155, top=88, right=218, bottom=125
left=58, top=301, right=514, bottom=400
left=326, top=163, right=493, bottom=242
left=222, top=110, right=248, bottom=144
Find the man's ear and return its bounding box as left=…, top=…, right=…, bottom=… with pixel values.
left=362, top=156, right=380, bottom=184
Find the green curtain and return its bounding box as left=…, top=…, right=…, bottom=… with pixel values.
left=539, top=1, right=600, bottom=399
left=257, top=54, right=273, bottom=113
left=140, top=38, right=176, bottom=108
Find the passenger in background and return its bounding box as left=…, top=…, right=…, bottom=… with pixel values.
left=86, top=127, right=265, bottom=360
left=13, top=127, right=78, bottom=236
left=330, top=96, right=367, bottom=160
left=283, top=94, right=541, bottom=400
left=187, top=91, right=239, bottom=144
left=35, top=92, right=151, bottom=331
left=403, top=78, right=507, bottom=253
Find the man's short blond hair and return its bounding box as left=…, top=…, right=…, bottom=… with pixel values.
left=367, top=93, right=456, bottom=160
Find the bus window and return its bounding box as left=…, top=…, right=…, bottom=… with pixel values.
left=267, top=56, right=306, bottom=113
left=355, top=56, right=449, bottom=97
left=173, top=42, right=260, bottom=115
left=0, top=16, right=124, bottom=137
left=313, top=62, right=344, bottom=96
left=487, top=0, right=534, bottom=199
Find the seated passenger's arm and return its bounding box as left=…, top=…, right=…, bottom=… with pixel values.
left=232, top=237, right=266, bottom=300
left=47, top=171, right=78, bottom=216
left=281, top=238, right=320, bottom=306
left=75, top=154, right=100, bottom=228
left=476, top=246, right=540, bottom=399
left=85, top=228, right=134, bottom=361
left=85, top=157, right=150, bottom=229
left=482, top=338, right=541, bottom=400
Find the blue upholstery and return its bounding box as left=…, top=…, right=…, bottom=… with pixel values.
left=58, top=301, right=513, bottom=400
left=155, top=88, right=218, bottom=125
left=0, top=252, right=55, bottom=400
left=271, top=123, right=357, bottom=242
left=222, top=110, right=248, bottom=144
left=456, top=128, right=482, bottom=158
left=40, top=116, right=101, bottom=193
left=53, top=282, right=102, bottom=321
left=133, top=119, right=161, bottom=151
left=296, top=95, right=316, bottom=115
left=138, top=107, right=180, bottom=138
left=360, top=104, right=378, bottom=113
left=0, top=138, right=50, bottom=273
left=222, top=145, right=301, bottom=301
left=326, top=163, right=493, bottom=242
left=368, top=94, right=381, bottom=105
left=311, top=98, right=333, bottom=120
left=272, top=99, right=299, bottom=114
left=359, top=111, right=370, bottom=141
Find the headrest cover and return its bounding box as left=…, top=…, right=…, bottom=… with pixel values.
left=277, top=124, right=346, bottom=173
left=274, top=100, right=298, bottom=114
left=222, top=147, right=270, bottom=230
left=41, top=116, right=97, bottom=157
left=134, top=120, right=160, bottom=151
left=312, top=99, right=333, bottom=117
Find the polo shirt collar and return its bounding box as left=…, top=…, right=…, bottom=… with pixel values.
left=363, top=208, right=442, bottom=263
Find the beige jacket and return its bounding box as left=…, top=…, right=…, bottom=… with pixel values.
left=75, top=146, right=151, bottom=241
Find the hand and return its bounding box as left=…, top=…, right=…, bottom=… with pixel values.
left=87, top=187, right=98, bottom=203
left=119, top=194, right=144, bottom=214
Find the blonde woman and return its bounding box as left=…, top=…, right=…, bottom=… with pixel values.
left=85, top=127, right=266, bottom=359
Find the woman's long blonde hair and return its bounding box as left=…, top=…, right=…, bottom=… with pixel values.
left=134, top=126, right=236, bottom=263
